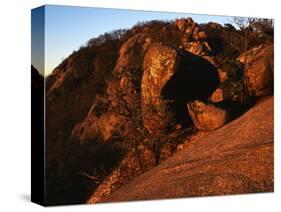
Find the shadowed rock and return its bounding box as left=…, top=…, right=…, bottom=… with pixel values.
left=161, top=50, right=219, bottom=128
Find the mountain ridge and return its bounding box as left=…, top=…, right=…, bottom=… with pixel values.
left=40, top=17, right=273, bottom=205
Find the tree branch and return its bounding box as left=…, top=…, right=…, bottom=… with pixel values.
left=81, top=172, right=102, bottom=184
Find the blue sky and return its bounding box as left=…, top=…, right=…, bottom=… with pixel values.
left=32, top=5, right=233, bottom=76
left=31, top=6, right=44, bottom=75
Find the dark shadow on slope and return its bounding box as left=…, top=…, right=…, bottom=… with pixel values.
left=161, top=50, right=219, bottom=127
left=31, top=65, right=45, bottom=205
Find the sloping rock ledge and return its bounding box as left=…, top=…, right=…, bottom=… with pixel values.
left=101, top=96, right=274, bottom=203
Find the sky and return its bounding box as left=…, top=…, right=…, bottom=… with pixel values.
left=32, top=5, right=233, bottom=76
left=31, top=6, right=44, bottom=75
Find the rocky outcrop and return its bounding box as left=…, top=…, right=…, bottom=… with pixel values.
left=44, top=16, right=274, bottom=205
left=46, top=54, right=94, bottom=101
left=72, top=33, right=153, bottom=143
left=101, top=96, right=274, bottom=203
left=238, top=43, right=273, bottom=97
left=74, top=28, right=222, bottom=203
left=72, top=20, right=224, bottom=142
left=187, top=100, right=229, bottom=131
left=176, top=18, right=213, bottom=57
left=142, top=44, right=220, bottom=134
left=87, top=144, right=157, bottom=204
left=87, top=128, right=196, bottom=204
left=175, top=17, right=208, bottom=43
left=141, top=44, right=179, bottom=134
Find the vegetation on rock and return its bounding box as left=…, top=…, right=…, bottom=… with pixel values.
left=41, top=17, right=273, bottom=205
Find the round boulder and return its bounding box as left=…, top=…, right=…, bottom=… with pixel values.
left=187, top=100, right=229, bottom=131
left=244, top=43, right=273, bottom=97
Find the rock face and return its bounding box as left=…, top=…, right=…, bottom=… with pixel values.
left=72, top=25, right=221, bottom=204
left=72, top=20, right=222, bottom=142
left=209, top=88, right=224, bottom=103
left=72, top=33, right=153, bottom=143
left=238, top=43, right=273, bottom=97
left=142, top=45, right=220, bottom=134
left=175, top=17, right=209, bottom=44
left=87, top=127, right=197, bottom=204
left=87, top=129, right=195, bottom=204
left=175, top=18, right=220, bottom=63
left=101, top=96, right=274, bottom=203
left=184, top=41, right=212, bottom=56
left=46, top=55, right=93, bottom=101
left=187, top=100, right=229, bottom=131
left=43, top=17, right=274, bottom=205
left=87, top=144, right=157, bottom=204
left=141, top=44, right=179, bottom=134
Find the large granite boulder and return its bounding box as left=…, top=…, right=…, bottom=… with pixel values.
left=141, top=44, right=179, bottom=135
left=238, top=43, right=273, bottom=97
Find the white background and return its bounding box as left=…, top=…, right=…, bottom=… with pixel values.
left=0, top=0, right=279, bottom=211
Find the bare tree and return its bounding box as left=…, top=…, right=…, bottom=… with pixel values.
left=233, top=17, right=251, bottom=66
left=232, top=17, right=252, bottom=102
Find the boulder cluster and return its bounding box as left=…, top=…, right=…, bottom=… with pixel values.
left=69, top=18, right=274, bottom=146
left=74, top=18, right=274, bottom=203
left=45, top=17, right=274, bottom=204
left=176, top=18, right=211, bottom=56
